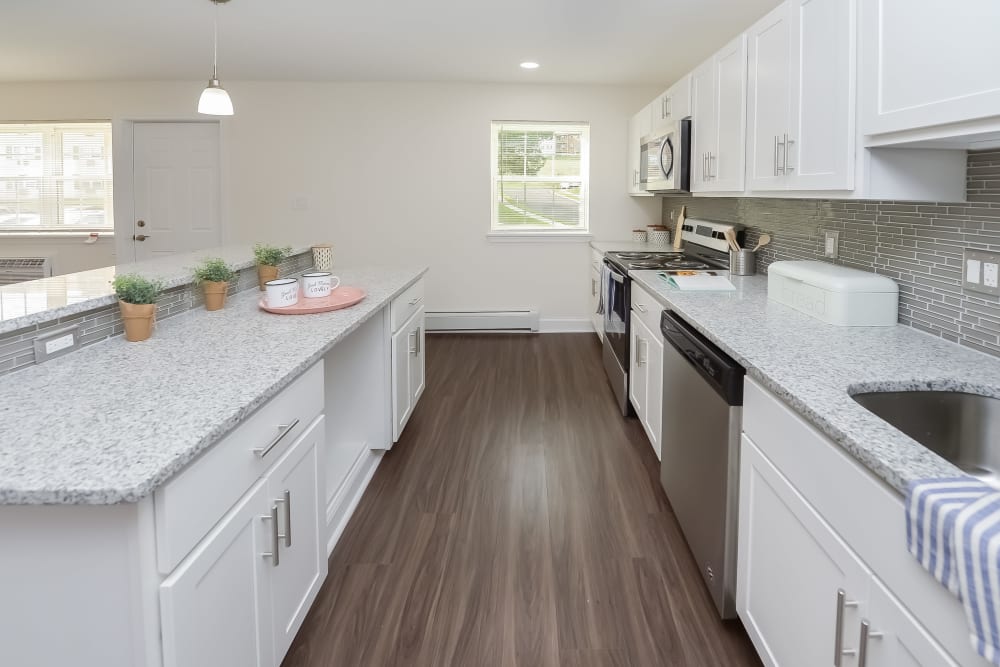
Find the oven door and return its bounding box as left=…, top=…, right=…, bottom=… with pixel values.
left=603, top=260, right=629, bottom=368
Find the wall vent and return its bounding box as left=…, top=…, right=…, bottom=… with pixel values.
left=0, top=257, right=52, bottom=286
left=426, top=309, right=540, bottom=332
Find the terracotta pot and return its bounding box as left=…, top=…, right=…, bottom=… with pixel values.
left=202, top=281, right=229, bottom=311
left=258, top=264, right=279, bottom=291
left=119, top=301, right=156, bottom=342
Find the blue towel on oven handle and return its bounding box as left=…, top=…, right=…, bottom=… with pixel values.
left=906, top=477, right=1000, bottom=665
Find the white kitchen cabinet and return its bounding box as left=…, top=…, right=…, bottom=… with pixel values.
left=652, top=74, right=692, bottom=124
left=627, top=105, right=653, bottom=196
left=691, top=34, right=748, bottom=193
left=739, top=434, right=871, bottom=667
left=589, top=251, right=603, bottom=341
left=267, top=416, right=327, bottom=661
left=160, top=416, right=326, bottom=667
left=629, top=284, right=663, bottom=459
left=391, top=305, right=425, bottom=441
left=739, top=378, right=986, bottom=667
left=160, top=481, right=274, bottom=667
left=861, top=0, right=1000, bottom=139
left=747, top=0, right=855, bottom=192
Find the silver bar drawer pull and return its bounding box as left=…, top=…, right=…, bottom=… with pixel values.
left=415, top=327, right=422, bottom=356
left=408, top=295, right=422, bottom=306
left=261, top=505, right=280, bottom=567
left=276, top=490, right=292, bottom=548
left=253, top=418, right=300, bottom=458
left=833, top=588, right=859, bottom=666
left=857, top=619, right=883, bottom=667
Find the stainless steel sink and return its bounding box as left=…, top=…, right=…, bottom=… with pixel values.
left=851, top=390, right=1000, bottom=484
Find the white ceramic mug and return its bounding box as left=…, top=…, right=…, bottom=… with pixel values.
left=301, top=272, right=341, bottom=298
left=265, top=278, right=299, bottom=308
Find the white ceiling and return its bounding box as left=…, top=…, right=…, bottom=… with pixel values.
left=1, top=0, right=780, bottom=86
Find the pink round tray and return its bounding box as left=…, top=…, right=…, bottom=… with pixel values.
left=259, top=286, right=367, bottom=315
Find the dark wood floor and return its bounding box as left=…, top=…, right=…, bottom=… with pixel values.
left=282, top=333, right=761, bottom=667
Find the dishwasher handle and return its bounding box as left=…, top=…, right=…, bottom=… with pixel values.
left=660, top=310, right=745, bottom=406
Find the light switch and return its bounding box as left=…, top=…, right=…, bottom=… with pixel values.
left=986, top=263, right=999, bottom=288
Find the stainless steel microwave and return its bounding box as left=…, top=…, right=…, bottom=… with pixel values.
left=640, top=119, right=691, bottom=194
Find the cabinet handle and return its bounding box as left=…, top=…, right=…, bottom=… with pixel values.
left=634, top=334, right=641, bottom=367
left=784, top=134, right=795, bottom=173
left=635, top=302, right=646, bottom=313
left=592, top=278, right=597, bottom=297
left=276, top=489, right=292, bottom=548
left=408, top=296, right=422, bottom=306
left=833, top=589, right=860, bottom=666
left=857, top=619, right=883, bottom=667
left=415, top=326, right=421, bottom=356
left=253, top=419, right=300, bottom=458
left=408, top=330, right=416, bottom=355
left=773, top=135, right=780, bottom=176
left=262, top=505, right=280, bottom=567
left=777, top=135, right=786, bottom=175
left=710, top=152, right=716, bottom=179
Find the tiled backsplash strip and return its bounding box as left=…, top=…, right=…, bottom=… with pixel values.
left=0, top=251, right=314, bottom=377
left=661, top=150, right=1000, bottom=357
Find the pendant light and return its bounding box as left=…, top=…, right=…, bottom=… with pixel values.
left=198, top=0, right=234, bottom=116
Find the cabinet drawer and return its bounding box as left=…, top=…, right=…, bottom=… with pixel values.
left=743, top=378, right=986, bottom=666
left=630, top=281, right=661, bottom=337
left=155, top=361, right=325, bottom=574
left=391, top=278, right=424, bottom=333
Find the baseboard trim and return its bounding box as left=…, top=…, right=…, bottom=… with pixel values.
left=538, top=318, right=596, bottom=333
left=325, top=447, right=383, bottom=556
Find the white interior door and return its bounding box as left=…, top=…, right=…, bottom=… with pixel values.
left=132, top=122, right=221, bottom=262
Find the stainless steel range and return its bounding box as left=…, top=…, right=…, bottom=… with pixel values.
left=601, top=219, right=742, bottom=416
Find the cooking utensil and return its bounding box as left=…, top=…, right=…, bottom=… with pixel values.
left=723, top=228, right=741, bottom=253
left=673, top=205, right=686, bottom=250
left=752, top=234, right=771, bottom=252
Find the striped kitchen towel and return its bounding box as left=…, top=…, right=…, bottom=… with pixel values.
left=906, top=477, right=1000, bottom=665
left=955, top=491, right=1000, bottom=664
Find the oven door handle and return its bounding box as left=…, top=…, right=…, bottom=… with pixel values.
left=609, top=270, right=625, bottom=284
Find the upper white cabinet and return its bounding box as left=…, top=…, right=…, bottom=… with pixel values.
left=861, top=0, right=1000, bottom=139
left=652, top=74, right=693, bottom=124
left=746, top=0, right=855, bottom=192
left=627, top=105, right=653, bottom=196
left=691, top=34, right=748, bottom=193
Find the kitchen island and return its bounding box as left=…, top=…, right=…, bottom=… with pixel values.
left=0, top=251, right=428, bottom=667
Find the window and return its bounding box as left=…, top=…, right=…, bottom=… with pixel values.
left=0, top=122, right=114, bottom=232
left=490, top=121, right=589, bottom=234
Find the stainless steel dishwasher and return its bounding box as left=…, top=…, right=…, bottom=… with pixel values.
left=659, top=309, right=745, bottom=619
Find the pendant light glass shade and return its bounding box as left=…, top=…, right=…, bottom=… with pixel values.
left=198, top=79, right=233, bottom=115
left=198, top=0, right=234, bottom=116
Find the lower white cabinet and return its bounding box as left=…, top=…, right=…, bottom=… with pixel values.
left=160, top=416, right=327, bottom=667
left=739, top=378, right=978, bottom=666
left=391, top=305, right=426, bottom=441
left=629, top=311, right=663, bottom=459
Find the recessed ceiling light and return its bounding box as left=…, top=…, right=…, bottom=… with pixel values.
left=520, top=61, right=540, bottom=70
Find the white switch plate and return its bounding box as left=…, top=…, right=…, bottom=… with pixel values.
left=824, top=230, right=840, bottom=259
left=964, top=249, right=1000, bottom=296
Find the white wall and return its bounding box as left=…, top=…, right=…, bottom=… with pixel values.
left=1, top=81, right=661, bottom=323
left=0, top=235, right=115, bottom=276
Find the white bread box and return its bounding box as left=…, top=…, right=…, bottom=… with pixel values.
left=767, top=260, right=898, bottom=326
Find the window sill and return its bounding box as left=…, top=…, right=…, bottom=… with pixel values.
left=0, top=230, right=114, bottom=239
left=487, top=231, right=593, bottom=244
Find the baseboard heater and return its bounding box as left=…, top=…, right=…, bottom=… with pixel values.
left=426, top=309, right=540, bottom=332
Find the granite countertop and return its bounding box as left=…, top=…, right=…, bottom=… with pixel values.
left=629, top=269, right=1000, bottom=495
left=0, top=265, right=427, bottom=505
left=0, top=244, right=312, bottom=336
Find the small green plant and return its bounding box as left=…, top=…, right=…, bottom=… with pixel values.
left=253, top=243, right=293, bottom=267
left=193, top=257, right=236, bottom=284
left=112, top=273, right=164, bottom=305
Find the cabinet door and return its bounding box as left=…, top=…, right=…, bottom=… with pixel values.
left=391, top=318, right=413, bottom=442
left=627, top=107, right=653, bottom=196
left=786, top=0, right=855, bottom=191
left=268, top=416, right=327, bottom=664
left=738, top=434, right=871, bottom=667
left=628, top=312, right=647, bottom=423
left=408, top=307, right=426, bottom=410
left=643, top=333, right=663, bottom=460
left=747, top=2, right=792, bottom=192
left=589, top=266, right=602, bottom=341
left=690, top=58, right=716, bottom=192
left=712, top=34, right=748, bottom=192
left=861, top=0, right=1000, bottom=136
left=862, top=577, right=959, bottom=667
left=160, top=482, right=273, bottom=667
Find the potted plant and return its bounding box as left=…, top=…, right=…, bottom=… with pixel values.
left=193, top=257, right=236, bottom=311
left=254, top=243, right=293, bottom=291
left=112, top=273, right=164, bottom=342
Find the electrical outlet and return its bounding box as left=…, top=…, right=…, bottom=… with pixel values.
left=964, top=249, right=1000, bottom=296
left=32, top=325, right=81, bottom=364
left=824, top=230, right=840, bottom=259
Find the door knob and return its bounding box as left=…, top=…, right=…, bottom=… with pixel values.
left=133, top=234, right=150, bottom=242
